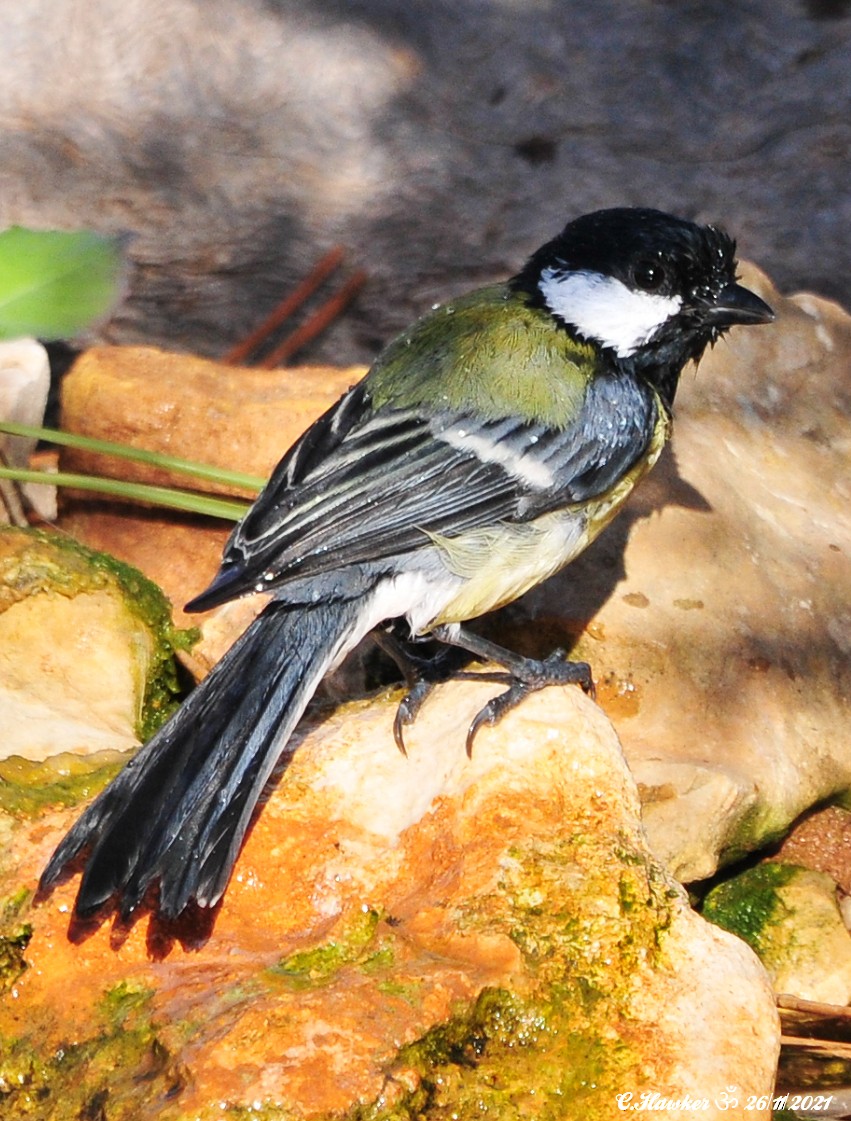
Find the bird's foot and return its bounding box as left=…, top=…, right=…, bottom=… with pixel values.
left=376, top=625, right=594, bottom=757
left=463, top=649, right=594, bottom=756
left=429, top=625, right=595, bottom=756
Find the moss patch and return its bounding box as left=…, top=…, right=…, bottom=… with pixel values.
left=0, top=889, right=32, bottom=995
left=270, top=906, right=387, bottom=988
left=701, top=861, right=799, bottom=955
left=716, top=799, right=801, bottom=871
left=334, top=828, right=677, bottom=1121
left=0, top=981, right=187, bottom=1119
left=346, top=987, right=629, bottom=1121
left=0, top=752, right=126, bottom=818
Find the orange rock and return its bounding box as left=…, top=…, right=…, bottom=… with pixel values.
left=58, top=347, right=364, bottom=628
left=60, top=346, right=364, bottom=492
left=1, top=682, right=779, bottom=1118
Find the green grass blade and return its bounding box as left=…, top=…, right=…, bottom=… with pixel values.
left=0, top=466, right=250, bottom=521
left=0, top=420, right=266, bottom=492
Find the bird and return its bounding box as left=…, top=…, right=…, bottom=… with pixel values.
left=39, top=207, right=774, bottom=923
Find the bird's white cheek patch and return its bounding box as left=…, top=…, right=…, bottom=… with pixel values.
left=539, top=268, right=682, bottom=357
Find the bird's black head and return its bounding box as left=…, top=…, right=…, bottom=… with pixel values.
left=513, top=207, right=774, bottom=408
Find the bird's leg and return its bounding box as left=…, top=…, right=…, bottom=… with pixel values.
left=373, top=630, right=462, bottom=755
left=430, top=624, right=595, bottom=756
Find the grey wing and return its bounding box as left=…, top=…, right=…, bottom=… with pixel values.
left=188, top=372, right=658, bottom=610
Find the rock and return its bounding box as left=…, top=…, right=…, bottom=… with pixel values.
left=0, top=3, right=848, bottom=363
left=0, top=682, right=780, bottom=1118
left=0, top=526, right=188, bottom=766
left=59, top=346, right=364, bottom=496
left=703, top=863, right=851, bottom=1005
left=772, top=804, right=851, bottom=897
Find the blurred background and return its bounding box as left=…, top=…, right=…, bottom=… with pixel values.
left=1, top=0, right=848, bottom=362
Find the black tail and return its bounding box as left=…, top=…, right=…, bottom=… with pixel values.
left=39, top=597, right=363, bottom=921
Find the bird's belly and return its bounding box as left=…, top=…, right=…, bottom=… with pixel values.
left=421, top=422, right=668, bottom=630
left=424, top=509, right=591, bottom=627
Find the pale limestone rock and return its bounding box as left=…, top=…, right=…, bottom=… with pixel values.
left=768, top=870, right=851, bottom=1005
left=0, top=590, right=141, bottom=759
left=2, top=681, right=780, bottom=1117
left=628, top=909, right=781, bottom=1115
left=0, top=527, right=181, bottom=761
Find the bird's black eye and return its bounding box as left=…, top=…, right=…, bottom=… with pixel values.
left=633, top=260, right=665, bottom=292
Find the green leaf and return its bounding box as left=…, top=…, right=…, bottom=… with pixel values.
left=0, top=227, right=125, bottom=341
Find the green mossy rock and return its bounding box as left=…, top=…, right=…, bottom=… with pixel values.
left=0, top=527, right=195, bottom=812
left=703, top=862, right=851, bottom=1004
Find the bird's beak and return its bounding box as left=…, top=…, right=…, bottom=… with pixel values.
left=706, top=282, right=775, bottom=327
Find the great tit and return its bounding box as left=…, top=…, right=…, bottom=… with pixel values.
left=40, top=207, right=774, bottom=922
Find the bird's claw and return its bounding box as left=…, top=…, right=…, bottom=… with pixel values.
left=529, top=650, right=595, bottom=700
left=465, top=683, right=527, bottom=756
left=392, top=679, right=436, bottom=756
left=377, top=630, right=463, bottom=755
